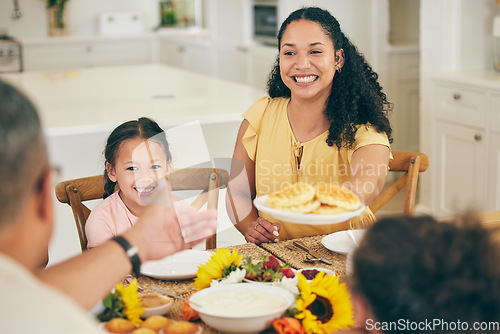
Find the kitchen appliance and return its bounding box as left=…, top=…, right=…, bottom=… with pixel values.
left=0, top=35, right=23, bottom=73
left=252, top=0, right=278, bottom=46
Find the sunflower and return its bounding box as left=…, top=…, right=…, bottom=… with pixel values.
left=295, top=272, right=354, bottom=334
left=115, top=278, right=144, bottom=326
left=194, top=248, right=242, bottom=290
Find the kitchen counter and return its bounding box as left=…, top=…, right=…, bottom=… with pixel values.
left=0, top=63, right=265, bottom=135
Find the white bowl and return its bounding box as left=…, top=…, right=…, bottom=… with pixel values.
left=140, top=294, right=173, bottom=318
left=189, top=283, right=295, bottom=334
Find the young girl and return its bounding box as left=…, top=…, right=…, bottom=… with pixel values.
left=86, top=117, right=172, bottom=248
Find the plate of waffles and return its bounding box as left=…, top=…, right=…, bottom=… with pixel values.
left=253, top=182, right=366, bottom=225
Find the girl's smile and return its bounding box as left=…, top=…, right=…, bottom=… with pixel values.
left=107, top=137, right=170, bottom=216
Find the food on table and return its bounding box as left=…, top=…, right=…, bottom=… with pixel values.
left=141, top=315, right=172, bottom=331
left=243, top=255, right=295, bottom=282
left=267, top=182, right=361, bottom=215
left=104, top=318, right=136, bottom=333
left=311, top=204, right=350, bottom=215
left=163, top=320, right=199, bottom=334
left=263, top=254, right=280, bottom=271
left=279, top=267, right=295, bottom=278
left=300, top=269, right=321, bottom=280
left=131, top=328, right=156, bottom=334
left=181, top=293, right=200, bottom=321
left=267, top=182, right=315, bottom=208
left=140, top=294, right=171, bottom=308
left=315, top=183, right=360, bottom=210
left=194, top=289, right=289, bottom=316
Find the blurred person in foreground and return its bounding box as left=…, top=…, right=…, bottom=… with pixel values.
left=349, top=214, right=500, bottom=334
left=0, top=79, right=217, bottom=333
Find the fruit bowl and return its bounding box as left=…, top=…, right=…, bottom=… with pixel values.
left=189, top=283, right=295, bottom=334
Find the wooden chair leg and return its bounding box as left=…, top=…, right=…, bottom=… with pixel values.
left=205, top=170, right=219, bottom=249
left=404, top=156, right=421, bottom=216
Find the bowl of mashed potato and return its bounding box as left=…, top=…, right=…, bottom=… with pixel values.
left=189, top=283, right=295, bottom=333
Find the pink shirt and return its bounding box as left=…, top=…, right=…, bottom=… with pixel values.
left=85, top=191, right=139, bottom=248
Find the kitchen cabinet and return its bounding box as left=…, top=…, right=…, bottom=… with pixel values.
left=432, top=76, right=500, bottom=215
left=490, top=132, right=500, bottom=210
left=386, top=49, right=420, bottom=152
left=159, top=36, right=276, bottom=90
left=248, top=45, right=278, bottom=90
left=23, top=36, right=155, bottom=71
left=434, top=120, right=487, bottom=214
left=158, top=38, right=213, bottom=76
left=207, top=0, right=248, bottom=43
left=212, top=42, right=249, bottom=85
left=211, top=42, right=276, bottom=89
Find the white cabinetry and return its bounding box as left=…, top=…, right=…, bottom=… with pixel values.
left=386, top=48, right=420, bottom=152
left=432, top=76, right=500, bottom=215
left=23, top=36, right=155, bottom=71
left=158, top=38, right=213, bottom=76
left=434, top=120, right=487, bottom=213
left=159, top=36, right=276, bottom=90
left=490, top=132, right=500, bottom=210
left=248, top=45, right=277, bottom=90
left=212, top=42, right=249, bottom=85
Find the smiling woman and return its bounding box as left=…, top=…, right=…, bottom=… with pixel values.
left=85, top=117, right=172, bottom=249
left=227, top=7, right=393, bottom=244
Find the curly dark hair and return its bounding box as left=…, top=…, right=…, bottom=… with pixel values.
left=103, top=117, right=171, bottom=199
left=268, top=7, right=393, bottom=149
left=352, top=214, right=500, bottom=334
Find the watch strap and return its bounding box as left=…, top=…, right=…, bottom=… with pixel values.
left=111, top=236, right=141, bottom=277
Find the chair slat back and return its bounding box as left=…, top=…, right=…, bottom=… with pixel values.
left=369, top=150, right=429, bottom=216
left=55, top=168, right=229, bottom=251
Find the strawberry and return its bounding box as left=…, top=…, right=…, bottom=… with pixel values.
left=260, top=268, right=275, bottom=282
left=243, top=258, right=261, bottom=281
left=279, top=267, right=295, bottom=278
left=244, top=265, right=260, bottom=281
left=263, top=255, right=280, bottom=272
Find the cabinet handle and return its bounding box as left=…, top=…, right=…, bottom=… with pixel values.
left=453, top=93, right=461, bottom=101
left=178, top=46, right=185, bottom=53
left=236, top=46, right=248, bottom=53
left=87, top=45, right=92, bottom=53
left=474, top=134, right=482, bottom=141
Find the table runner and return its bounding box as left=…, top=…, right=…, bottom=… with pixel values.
left=136, top=242, right=283, bottom=333
left=131, top=236, right=349, bottom=333
left=259, top=234, right=348, bottom=277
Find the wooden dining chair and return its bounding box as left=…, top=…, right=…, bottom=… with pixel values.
left=55, top=168, right=230, bottom=251
left=369, top=150, right=429, bottom=216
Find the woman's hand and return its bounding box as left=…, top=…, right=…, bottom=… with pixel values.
left=244, top=217, right=280, bottom=244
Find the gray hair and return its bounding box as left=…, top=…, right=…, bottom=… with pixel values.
left=0, top=79, right=48, bottom=228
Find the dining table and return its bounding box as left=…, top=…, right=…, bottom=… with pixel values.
left=135, top=234, right=353, bottom=334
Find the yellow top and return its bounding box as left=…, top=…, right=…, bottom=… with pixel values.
left=242, top=96, right=391, bottom=240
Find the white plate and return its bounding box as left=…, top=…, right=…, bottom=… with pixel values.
left=321, top=229, right=367, bottom=255
left=140, top=249, right=212, bottom=280
left=253, top=195, right=365, bottom=225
